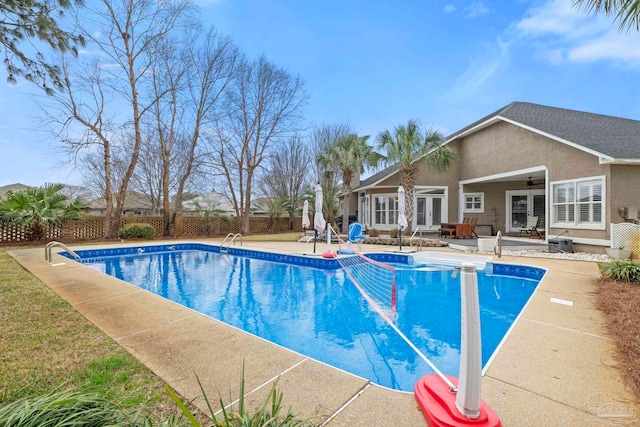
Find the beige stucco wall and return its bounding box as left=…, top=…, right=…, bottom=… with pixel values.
left=609, top=165, right=640, bottom=223
left=355, top=120, right=640, bottom=245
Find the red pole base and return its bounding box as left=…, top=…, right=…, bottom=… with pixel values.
left=415, top=375, right=502, bottom=427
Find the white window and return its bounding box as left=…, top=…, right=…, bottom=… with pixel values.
left=463, top=193, right=484, bottom=213
left=375, top=196, right=387, bottom=225
left=551, top=176, right=604, bottom=229
left=373, top=195, right=399, bottom=226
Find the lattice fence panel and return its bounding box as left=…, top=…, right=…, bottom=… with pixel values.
left=0, top=224, right=29, bottom=242
left=0, top=223, right=60, bottom=242
left=220, top=218, right=239, bottom=235
left=182, top=217, right=204, bottom=236
left=73, top=217, right=105, bottom=239
left=611, top=223, right=640, bottom=259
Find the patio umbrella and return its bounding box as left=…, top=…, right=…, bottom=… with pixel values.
left=313, top=183, right=326, bottom=253
left=302, top=200, right=310, bottom=231
left=398, top=185, right=408, bottom=250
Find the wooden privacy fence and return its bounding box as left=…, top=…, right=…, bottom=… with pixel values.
left=0, top=215, right=303, bottom=243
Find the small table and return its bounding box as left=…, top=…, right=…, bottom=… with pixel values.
left=439, top=223, right=474, bottom=239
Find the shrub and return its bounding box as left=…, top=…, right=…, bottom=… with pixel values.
left=368, top=228, right=380, bottom=237
left=600, top=259, right=640, bottom=284
left=389, top=228, right=398, bottom=238
left=119, top=223, right=155, bottom=239
left=166, top=368, right=314, bottom=427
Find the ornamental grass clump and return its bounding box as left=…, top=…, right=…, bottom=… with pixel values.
left=600, top=259, right=640, bottom=284
left=0, top=389, right=126, bottom=427
left=165, top=368, right=315, bottom=427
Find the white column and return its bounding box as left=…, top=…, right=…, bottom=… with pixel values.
left=455, top=263, right=482, bottom=419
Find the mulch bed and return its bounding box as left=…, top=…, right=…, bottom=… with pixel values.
left=595, top=278, right=640, bottom=398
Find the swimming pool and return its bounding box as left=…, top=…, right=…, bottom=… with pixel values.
left=67, top=244, right=543, bottom=392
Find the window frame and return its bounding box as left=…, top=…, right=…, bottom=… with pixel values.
left=550, top=175, right=605, bottom=230
left=463, top=192, right=484, bottom=213
left=372, top=194, right=399, bottom=227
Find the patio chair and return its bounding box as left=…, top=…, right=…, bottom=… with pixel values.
left=519, top=216, right=540, bottom=238
left=469, top=217, right=479, bottom=238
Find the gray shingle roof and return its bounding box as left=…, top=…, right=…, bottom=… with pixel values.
left=354, top=102, right=640, bottom=190
left=452, top=102, right=640, bottom=159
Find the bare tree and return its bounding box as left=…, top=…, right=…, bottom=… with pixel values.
left=309, top=122, right=353, bottom=224
left=207, top=56, right=306, bottom=234
left=258, top=135, right=312, bottom=229
left=46, top=0, right=191, bottom=237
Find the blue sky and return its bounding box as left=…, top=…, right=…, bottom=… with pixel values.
left=1, top=0, right=640, bottom=187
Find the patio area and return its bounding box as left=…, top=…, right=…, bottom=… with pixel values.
left=8, top=239, right=639, bottom=426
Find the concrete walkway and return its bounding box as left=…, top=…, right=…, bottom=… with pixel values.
left=8, top=240, right=639, bottom=426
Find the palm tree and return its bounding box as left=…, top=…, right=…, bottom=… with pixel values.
left=0, top=183, right=87, bottom=241
left=376, top=120, right=457, bottom=233
left=190, top=201, right=232, bottom=236
left=318, top=134, right=382, bottom=233
left=573, top=0, right=640, bottom=32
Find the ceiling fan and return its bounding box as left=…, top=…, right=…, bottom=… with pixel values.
left=526, top=177, right=544, bottom=188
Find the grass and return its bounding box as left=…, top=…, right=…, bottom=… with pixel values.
left=239, top=232, right=301, bottom=242
left=0, top=248, right=178, bottom=420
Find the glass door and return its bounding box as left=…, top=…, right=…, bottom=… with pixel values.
left=506, top=190, right=545, bottom=233
left=416, top=196, right=443, bottom=231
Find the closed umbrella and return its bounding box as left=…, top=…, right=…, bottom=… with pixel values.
left=398, top=186, right=408, bottom=250
left=302, top=200, right=310, bottom=231
left=313, top=184, right=326, bottom=253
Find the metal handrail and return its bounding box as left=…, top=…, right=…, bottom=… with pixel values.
left=220, top=233, right=235, bottom=248
left=221, top=233, right=242, bottom=251
left=409, top=227, right=424, bottom=251
left=494, top=231, right=502, bottom=258
left=45, top=241, right=80, bottom=263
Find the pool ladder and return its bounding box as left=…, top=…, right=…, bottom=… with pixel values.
left=220, top=233, right=242, bottom=252
left=409, top=227, right=424, bottom=251
left=45, top=241, right=81, bottom=263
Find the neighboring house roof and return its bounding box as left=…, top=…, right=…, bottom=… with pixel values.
left=182, top=191, right=235, bottom=215
left=354, top=102, right=640, bottom=191
left=87, top=191, right=155, bottom=211
left=0, top=183, right=29, bottom=197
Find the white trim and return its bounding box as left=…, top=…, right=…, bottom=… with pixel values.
left=497, top=116, right=615, bottom=162
left=459, top=165, right=547, bottom=185
left=550, top=175, right=606, bottom=231
left=463, top=192, right=484, bottom=213
left=545, top=168, right=550, bottom=241
left=599, top=158, right=640, bottom=164
left=505, top=190, right=545, bottom=233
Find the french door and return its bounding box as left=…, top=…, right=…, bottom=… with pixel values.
left=415, top=196, right=444, bottom=231
left=506, top=190, right=545, bottom=233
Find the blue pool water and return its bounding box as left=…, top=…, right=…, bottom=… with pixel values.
left=74, top=245, right=541, bottom=392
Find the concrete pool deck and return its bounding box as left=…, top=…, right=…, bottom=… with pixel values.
left=8, top=240, right=639, bottom=426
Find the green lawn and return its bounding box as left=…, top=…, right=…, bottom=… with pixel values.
left=0, top=248, right=177, bottom=419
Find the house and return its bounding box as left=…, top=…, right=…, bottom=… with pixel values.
left=0, top=183, right=29, bottom=197
left=86, top=191, right=159, bottom=216
left=182, top=191, right=235, bottom=217
left=351, top=102, right=640, bottom=253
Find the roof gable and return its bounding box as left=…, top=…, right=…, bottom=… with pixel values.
left=451, top=102, right=640, bottom=159
left=355, top=102, right=640, bottom=189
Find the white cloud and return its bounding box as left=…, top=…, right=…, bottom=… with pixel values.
left=514, top=0, right=640, bottom=67
left=463, top=1, right=489, bottom=18
left=444, top=4, right=456, bottom=14
left=445, top=38, right=510, bottom=101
